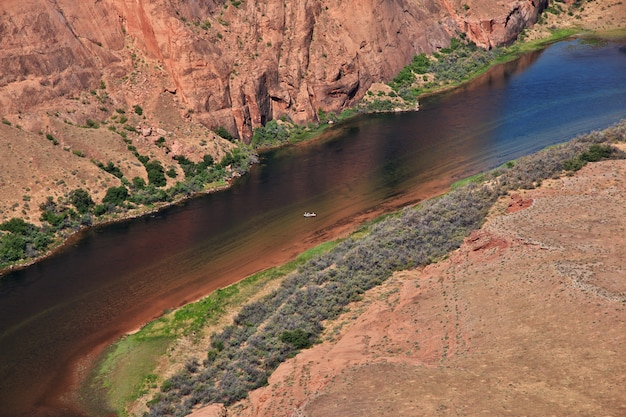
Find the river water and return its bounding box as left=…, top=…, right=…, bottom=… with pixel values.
left=1, top=39, right=625, bottom=417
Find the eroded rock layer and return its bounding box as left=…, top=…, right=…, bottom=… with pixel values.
left=0, top=0, right=546, bottom=140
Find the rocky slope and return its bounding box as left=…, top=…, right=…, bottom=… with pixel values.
left=1, top=0, right=547, bottom=138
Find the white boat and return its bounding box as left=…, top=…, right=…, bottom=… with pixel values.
left=303, top=212, right=316, bottom=217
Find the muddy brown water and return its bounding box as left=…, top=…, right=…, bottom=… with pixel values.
left=1, top=39, right=625, bottom=417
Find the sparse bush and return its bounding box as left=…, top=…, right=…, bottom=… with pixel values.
left=85, top=119, right=100, bottom=129
left=96, top=161, right=124, bottom=179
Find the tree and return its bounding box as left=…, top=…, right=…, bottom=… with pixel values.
left=102, top=186, right=129, bottom=206
left=69, top=188, right=95, bottom=214
left=145, top=160, right=166, bottom=187
left=132, top=176, right=146, bottom=188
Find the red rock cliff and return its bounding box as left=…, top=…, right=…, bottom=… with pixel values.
left=0, top=0, right=547, bottom=141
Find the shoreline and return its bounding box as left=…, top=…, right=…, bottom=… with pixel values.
left=0, top=28, right=597, bottom=280
left=77, top=33, right=624, bottom=413
left=8, top=23, right=625, bottom=415
left=114, top=120, right=626, bottom=417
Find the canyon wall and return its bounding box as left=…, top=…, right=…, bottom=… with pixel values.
left=0, top=0, right=546, bottom=141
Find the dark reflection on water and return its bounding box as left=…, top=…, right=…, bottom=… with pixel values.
left=0, top=39, right=625, bottom=417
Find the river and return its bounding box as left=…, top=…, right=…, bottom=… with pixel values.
left=0, top=38, right=625, bottom=417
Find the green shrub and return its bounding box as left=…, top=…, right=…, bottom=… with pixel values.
left=96, top=161, right=124, bottom=179
left=166, top=167, right=177, bottom=178
left=0, top=219, right=52, bottom=264
left=215, top=126, right=236, bottom=142
left=133, top=105, right=143, bottom=116
left=251, top=120, right=290, bottom=147
left=279, top=329, right=312, bottom=349
left=0, top=218, right=35, bottom=235
left=0, top=233, right=26, bottom=262
left=132, top=177, right=146, bottom=189
left=85, top=119, right=100, bottom=129
left=563, top=144, right=615, bottom=171
left=145, top=160, right=167, bottom=187
left=69, top=189, right=95, bottom=214
left=102, top=186, right=129, bottom=206
left=93, top=204, right=108, bottom=216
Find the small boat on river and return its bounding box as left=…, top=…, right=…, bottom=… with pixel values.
left=303, top=212, right=317, bottom=217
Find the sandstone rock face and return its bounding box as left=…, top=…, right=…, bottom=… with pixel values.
left=0, top=0, right=124, bottom=113
left=0, top=0, right=547, bottom=141
left=452, top=0, right=548, bottom=49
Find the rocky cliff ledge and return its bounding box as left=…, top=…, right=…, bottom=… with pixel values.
left=0, top=0, right=546, bottom=141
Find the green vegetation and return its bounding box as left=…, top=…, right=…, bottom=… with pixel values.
left=69, top=189, right=96, bottom=214
left=133, top=105, right=143, bottom=116
left=85, top=119, right=100, bottom=129
left=215, top=126, right=236, bottom=142
left=386, top=37, right=499, bottom=102
left=563, top=143, right=614, bottom=171
left=39, top=196, right=78, bottom=229
left=0, top=218, right=53, bottom=264
left=102, top=186, right=129, bottom=207
left=95, top=161, right=124, bottom=179
left=45, top=133, right=59, bottom=145
left=86, top=240, right=338, bottom=415
left=251, top=119, right=290, bottom=147
left=145, top=160, right=167, bottom=187
left=250, top=111, right=357, bottom=149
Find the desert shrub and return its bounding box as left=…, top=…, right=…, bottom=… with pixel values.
left=93, top=204, right=109, bottom=216
left=130, top=185, right=171, bottom=205
left=0, top=219, right=53, bottom=264
left=132, top=177, right=146, bottom=189
left=166, top=167, right=177, bottom=178
left=390, top=39, right=496, bottom=95
left=69, top=188, right=95, bottom=214
left=0, top=218, right=36, bottom=235
left=215, top=126, right=236, bottom=142
left=174, top=155, right=215, bottom=180
left=145, top=160, right=167, bottom=187
left=251, top=120, right=290, bottom=147
left=133, top=104, right=143, bottom=116
left=217, top=147, right=255, bottom=177
left=0, top=233, right=26, bottom=262
left=39, top=197, right=78, bottom=229
left=45, top=133, right=59, bottom=145
left=85, top=119, right=100, bottom=129
left=102, top=186, right=129, bottom=206
left=96, top=161, right=124, bottom=179
left=279, top=329, right=312, bottom=349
